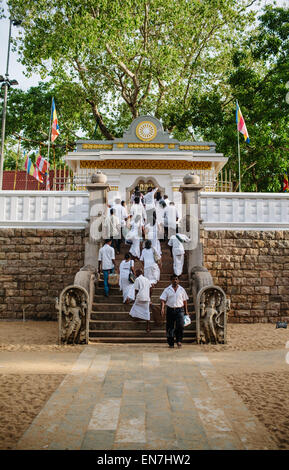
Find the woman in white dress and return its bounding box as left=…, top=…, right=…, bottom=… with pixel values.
left=119, top=253, right=135, bottom=303
left=126, top=214, right=143, bottom=259
left=145, top=211, right=162, bottom=260
left=140, top=239, right=160, bottom=286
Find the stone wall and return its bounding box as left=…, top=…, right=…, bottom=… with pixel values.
left=0, top=229, right=85, bottom=320
left=201, top=230, right=289, bottom=323
left=1, top=227, right=289, bottom=323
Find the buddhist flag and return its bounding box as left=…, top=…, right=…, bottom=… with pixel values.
left=51, top=97, right=60, bottom=142
left=36, top=155, right=50, bottom=174
left=236, top=102, right=250, bottom=144
left=25, top=155, right=44, bottom=183
left=283, top=174, right=289, bottom=192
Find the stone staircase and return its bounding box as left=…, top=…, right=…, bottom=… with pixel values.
left=89, top=241, right=196, bottom=343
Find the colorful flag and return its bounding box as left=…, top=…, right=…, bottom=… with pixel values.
left=33, top=166, right=44, bottom=184
left=24, top=154, right=35, bottom=177
left=236, top=102, right=250, bottom=144
left=36, top=155, right=50, bottom=174
left=283, top=174, right=289, bottom=192
left=51, top=97, right=60, bottom=142
left=25, top=154, right=44, bottom=183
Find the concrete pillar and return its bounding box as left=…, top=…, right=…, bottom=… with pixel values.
left=85, top=179, right=110, bottom=270
left=179, top=181, right=204, bottom=278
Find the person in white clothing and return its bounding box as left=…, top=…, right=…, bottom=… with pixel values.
left=112, top=198, right=128, bottom=248
left=160, top=275, right=189, bottom=348
left=129, top=269, right=152, bottom=332
left=98, top=239, right=116, bottom=297
left=168, top=233, right=190, bottom=276
left=143, top=186, right=158, bottom=226
left=119, top=253, right=135, bottom=303
left=140, top=239, right=160, bottom=286
left=127, top=214, right=143, bottom=259
left=130, top=196, right=146, bottom=225
left=145, top=211, right=162, bottom=261
left=164, top=201, right=179, bottom=239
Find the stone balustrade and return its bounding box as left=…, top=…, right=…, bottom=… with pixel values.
left=0, top=191, right=289, bottom=231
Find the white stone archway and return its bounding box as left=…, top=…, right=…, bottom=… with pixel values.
left=126, top=176, right=165, bottom=201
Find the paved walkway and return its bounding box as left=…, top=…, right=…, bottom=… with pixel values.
left=16, top=346, right=274, bottom=450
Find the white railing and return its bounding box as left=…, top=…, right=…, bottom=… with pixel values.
left=200, top=192, right=289, bottom=230
left=0, top=191, right=289, bottom=230
left=0, top=191, right=89, bottom=229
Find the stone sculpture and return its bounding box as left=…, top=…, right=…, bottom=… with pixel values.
left=56, top=285, right=88, bottom=345
left=197, top=286, right=227, bottom=344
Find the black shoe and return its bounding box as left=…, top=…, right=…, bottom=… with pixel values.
left=177, top=342, right=182, bottom=349
left=168, top=345, right=174, bottom=348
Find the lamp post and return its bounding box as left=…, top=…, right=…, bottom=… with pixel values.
left=0, top=18, right=22, bottom=190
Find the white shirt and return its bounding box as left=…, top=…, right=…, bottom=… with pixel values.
left=98, top=244, right=115, bottom=270
left=113, top=203, right=127, bottom=227
left=160, top=285, right=189, bottom=308
left=130, top=203, right=146, bottom=223
left=143, top=188, right=158, bottom=210
left=134, top=275, right=151, bottom=301
left=168, top=234, right=190, bottom=255
left=140, top=248, right=155, bottom=268
left=164, top=205, right=179, bottom=228
left=119, top=259, right=134, bottom=274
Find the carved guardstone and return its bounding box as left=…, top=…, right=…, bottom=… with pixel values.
left=56, top=285, right=89, bottom=345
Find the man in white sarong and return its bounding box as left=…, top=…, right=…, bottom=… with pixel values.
left=129, top=269, right=152, bottom=332
left=168, top=233, right=190, bottom=277
left=140, top=239, right=160, bottom=286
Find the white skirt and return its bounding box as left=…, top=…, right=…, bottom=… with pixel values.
left=173, top=254, right=184, bottom=276
left=119, top=275, right=135, bottom=303
left=129, top=238, right=141, bottom=258
left=129, top=300, right=150, bottom=321
left=144, top=264, right=160, bottom=285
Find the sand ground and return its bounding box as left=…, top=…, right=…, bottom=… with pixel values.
left=0, top=321, right=289, bottom=450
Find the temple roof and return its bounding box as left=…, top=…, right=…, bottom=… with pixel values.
left=75, top=116, right=217, bottom=153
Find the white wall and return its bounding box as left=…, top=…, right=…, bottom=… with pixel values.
left=0, top=191, right=289, bottom=230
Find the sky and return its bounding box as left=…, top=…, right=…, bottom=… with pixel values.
left=0, top=0, right=288, bottom=91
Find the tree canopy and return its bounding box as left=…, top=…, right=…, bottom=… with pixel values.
left=1, top=1, right=289, bottom=191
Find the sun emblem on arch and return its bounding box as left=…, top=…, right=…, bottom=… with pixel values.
left=136, top=121, right=157, bottom=142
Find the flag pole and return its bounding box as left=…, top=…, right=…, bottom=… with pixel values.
left=236, top=100, right=241, bottom=192
left=47, top=97, right=53, bottom=167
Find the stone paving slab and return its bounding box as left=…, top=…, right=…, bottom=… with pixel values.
left=15, top=345, right=275, bottom=450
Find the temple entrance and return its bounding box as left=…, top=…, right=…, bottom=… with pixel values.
left=126, top=177, right=165, bottom=201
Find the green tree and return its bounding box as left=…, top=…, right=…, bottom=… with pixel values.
left=172, top=5, right=289, bottom=192
left=6, top=0, right=257, bottom=139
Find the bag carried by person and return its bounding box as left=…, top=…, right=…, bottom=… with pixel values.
left=108, top=273, right=119, bottom=286
left=128, top=260, right=136, bottom=284
left=183, top=314, right=191, bottom=327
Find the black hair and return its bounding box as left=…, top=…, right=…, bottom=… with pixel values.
left=156, top=191, right=162, bottom=201
left=121, top=200, right=126, bottom=206
left=110, top=208, right=115, bottom=215
left=145, top=239, right=152, bottom=249
left=171, top=274, right=179, bottom=279
left=125, top=253, right=130, bottom=260
left=134, top=196, right=140, bottom=204
left=135, top=186, right=139, bottom=192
